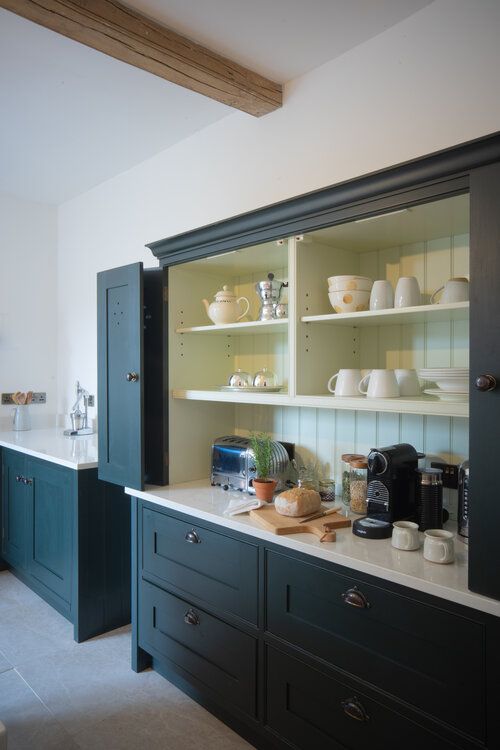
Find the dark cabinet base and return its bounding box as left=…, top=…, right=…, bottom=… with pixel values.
left=1, top=450, right=131, bottom=642
left=132, top=499, right=497, bottom=750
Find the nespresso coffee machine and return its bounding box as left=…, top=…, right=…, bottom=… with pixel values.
left=366, top=443, right=419, bottom=522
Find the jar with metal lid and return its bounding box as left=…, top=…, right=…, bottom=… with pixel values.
left=349, top=458, right=368, bottom=514
left=318, top=478, right=336, bottom=503
left=341, top=454, right=364, bottom=515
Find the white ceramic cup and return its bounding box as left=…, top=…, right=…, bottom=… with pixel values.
left=394, top=276, right=421, bottom=308
left=369, top=280, right=394, bottom=311
left=392, top=521, right=420, bottom=551
left=394, top=369, right=421, bottom=396
left=327, top=369, right=364, bottom=397
left=358, top=369, right=400, bottom=398
left=423, top=529, right=455, bottom=564
left=431, top=277, right=469, bottom=305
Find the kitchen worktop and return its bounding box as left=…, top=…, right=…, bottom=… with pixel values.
left=0, top=428, right=98, bottom=470
left=126, top=479, right=500, bottom=619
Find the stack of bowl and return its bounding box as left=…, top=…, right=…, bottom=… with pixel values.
left=328, top=276, right=373, bottom=313
left=418, top=368, right=469, bottom=402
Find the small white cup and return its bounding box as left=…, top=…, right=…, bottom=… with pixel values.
left=327, top=369, right=363, bottom=397
left=394, top=369, right=421, bottom=397
left=369, top=280, right=394, bottom=311
left=358, top=369, right=400, bottom=398
left=431, top=277, right=469, bottom=305
left=392, top=521, right=420, bottom=551
left=424, top=529, right=455, bottom=564
left=394, top=277, right=421, bottom=308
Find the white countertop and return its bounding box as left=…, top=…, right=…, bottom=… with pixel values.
left=0, top=428, right=98, bottom=470
left=126, top=479, right=500, bottom=619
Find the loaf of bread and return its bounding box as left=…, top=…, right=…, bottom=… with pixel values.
left=274, top=487, right=321, bottom=517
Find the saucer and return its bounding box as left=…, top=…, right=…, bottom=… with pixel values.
left=424, top=389, right=468, bottom=402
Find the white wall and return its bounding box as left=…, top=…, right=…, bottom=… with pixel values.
left=0, top=191, right=58, bottom=429
left=57, top=0, right=500, bottom=415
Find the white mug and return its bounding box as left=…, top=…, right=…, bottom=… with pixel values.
left=369, top=280, right=394, bottom=311
left=423, top=529, right=455, bottom=564
left=358, top=369, right=400, bottom=398
left=394, top=276, right=421, bottom=308
left=327, top=369, right=363, bottom=397
left=392, top=521, right=420, bottom=551
left=431, top=277, right=469, bottom=305
left=394, top=369, right=421, bottom=397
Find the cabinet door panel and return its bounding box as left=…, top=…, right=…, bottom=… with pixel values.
left=266, top=647, right=462, bottom=750
left=469, top=162, right=500, bottom=600
left=1, top=450, right=28, bottom=568
left=27, top=459, right=73, bottom=604
left=97, top=262, right=144, bottom=490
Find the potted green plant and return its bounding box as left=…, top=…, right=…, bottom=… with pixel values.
left=250, top=432, right=277, bottom=502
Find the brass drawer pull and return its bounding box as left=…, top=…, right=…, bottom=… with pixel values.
left=185, top=529, right=201, bottom=544
left=184, top=609, right=200, bottom=626
left=341, top=697, right=370, bottom=722
left=341, top=586, right=371, bottom=609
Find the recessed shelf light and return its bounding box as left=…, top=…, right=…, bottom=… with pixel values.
left=354, top=208, right=410, bottom=224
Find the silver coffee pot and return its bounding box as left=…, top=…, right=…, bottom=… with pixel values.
left=255, top=273, right=288, bottom=321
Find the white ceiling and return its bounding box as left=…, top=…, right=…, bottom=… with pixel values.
left=0, top=0, right=433, bottom=205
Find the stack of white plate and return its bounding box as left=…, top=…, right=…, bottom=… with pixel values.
left=418, top=368, right=469, bottom=402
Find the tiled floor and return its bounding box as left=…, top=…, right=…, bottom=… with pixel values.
left=0, top=571, right=252, bottom=749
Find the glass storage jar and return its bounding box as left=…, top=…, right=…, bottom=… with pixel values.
left=341, top=454, right=364, bottom=515
left=318, top=479, right=336, bottom=503
left=349, top=458, right=368, bottom=514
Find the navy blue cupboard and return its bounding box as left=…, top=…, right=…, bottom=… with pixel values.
left=0, top=448, right=131, bottom=642
left=97, top=133, right=500, bottom=749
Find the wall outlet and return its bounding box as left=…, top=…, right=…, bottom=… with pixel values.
left=87, top=395, right=95, bottom=407
left=1, top=392, right=46, bottom=405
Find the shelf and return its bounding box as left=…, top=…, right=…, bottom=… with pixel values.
left=176, top=318, right=288, bottom=336
left=172, top=390, right=469, bottom=418
left=301, top=301, right=469, bottom=327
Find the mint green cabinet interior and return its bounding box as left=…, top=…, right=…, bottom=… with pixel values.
left=0, top=448, right=131, bottom=642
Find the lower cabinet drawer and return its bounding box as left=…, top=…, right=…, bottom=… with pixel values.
left=139, top=580, right=257, bottom=718
left=142, top=507, right=258, bottom=623
left=266, top=647, right=463, bottom=750
left=266, top=550, right=485, bottom=741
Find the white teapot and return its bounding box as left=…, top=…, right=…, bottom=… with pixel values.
left=202, top=286, right=250, bottom=325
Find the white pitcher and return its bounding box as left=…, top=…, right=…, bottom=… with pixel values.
left=12, top=405, right=31, bottom=431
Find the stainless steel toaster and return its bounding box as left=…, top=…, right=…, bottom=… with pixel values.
left=211, top=435, right=292, bottom=493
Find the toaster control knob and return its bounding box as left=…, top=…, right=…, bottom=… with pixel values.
left=368, top=451, right=388, bottom=476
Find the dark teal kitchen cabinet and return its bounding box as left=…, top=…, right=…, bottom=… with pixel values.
left=0, top=448, right=131, bottom=642
left=97, top=263, right=167, bottom=491
left=27, top=458, right=73, bottom=605
left=1, top=449, right=29, bottom=569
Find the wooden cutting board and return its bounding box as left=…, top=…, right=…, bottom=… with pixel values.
left=249, top=505, right=351, bottom=542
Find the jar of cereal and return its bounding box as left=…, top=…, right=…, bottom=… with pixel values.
left=349, top=458, right=368, bottom=514
left=341, top=454, right=364, bottom=515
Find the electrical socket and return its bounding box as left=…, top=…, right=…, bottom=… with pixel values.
left=1, top=392, right=46, bottom=405
left=87, top=395, right=95, bottom=407
left=430, top=462, right=459, bottom=489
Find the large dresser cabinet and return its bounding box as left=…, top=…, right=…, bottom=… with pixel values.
left=99, top=132, right=500, bottom=748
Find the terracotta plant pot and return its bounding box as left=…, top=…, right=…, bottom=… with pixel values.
left=253, top=478, right=277, bottom=502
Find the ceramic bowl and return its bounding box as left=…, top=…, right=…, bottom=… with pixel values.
left=434, top=377, right=469, bottom=393
left=327, top=275, right=373, bottom=292
left=328, top=289, right=370, bottom=313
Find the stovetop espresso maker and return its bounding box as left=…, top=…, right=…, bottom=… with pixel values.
left=255, top=273, right=288, bottom=320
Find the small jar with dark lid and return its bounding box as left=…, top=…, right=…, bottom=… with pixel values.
left=341, top=453, right=364, bottom=513
left=416, top=467, right=443, bottom=531
left=349, top=458, right=368, bottom=514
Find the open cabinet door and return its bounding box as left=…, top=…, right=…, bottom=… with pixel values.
left=97, top=263, right=144, bottom=490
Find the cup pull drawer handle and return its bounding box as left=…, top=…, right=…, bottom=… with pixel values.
left=341, top=586, right=371, bottom=609
left=185, top=529, right=201, bottom=544
left=341, top=697, right=370, bottom=722
left=184, top=609, right=200, bottom=626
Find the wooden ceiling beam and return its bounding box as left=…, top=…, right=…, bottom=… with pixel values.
left=0, top=0, right=282, bottom=116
